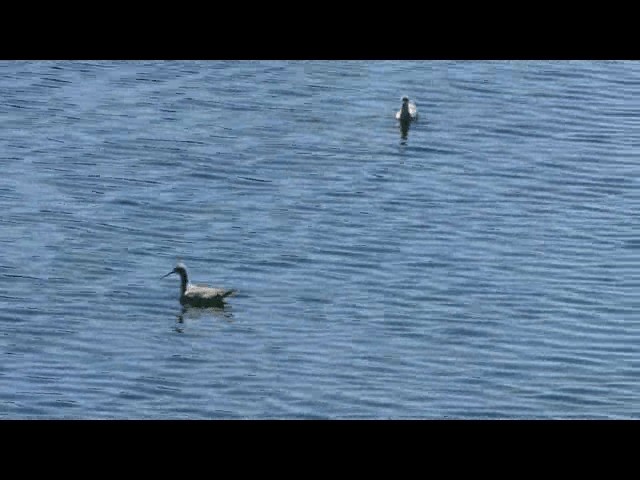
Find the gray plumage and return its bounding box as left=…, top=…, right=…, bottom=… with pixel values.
left=162, top=263, right=236, bottom=307
left=396, top=95, right=418, bottom=122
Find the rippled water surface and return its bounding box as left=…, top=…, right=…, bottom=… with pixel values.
left=1, top=61, right=638, bottom=418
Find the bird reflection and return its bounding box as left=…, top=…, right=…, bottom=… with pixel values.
left=174, top=304, right=234, bottom=333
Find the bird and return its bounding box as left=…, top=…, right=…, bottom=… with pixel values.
left=395, top=95, right=418, bottom=122
left=162, top=263, right=236, bottom=307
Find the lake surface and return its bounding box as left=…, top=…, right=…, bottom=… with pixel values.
left=0, top=60, right=638, bottom=418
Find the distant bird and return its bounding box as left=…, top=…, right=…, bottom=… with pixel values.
left=162, top=263, right=236, bottom=307
left=395, top=96, right=418, bottom=122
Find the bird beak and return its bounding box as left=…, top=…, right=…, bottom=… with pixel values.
left=161, top=270, right=175, bottom=279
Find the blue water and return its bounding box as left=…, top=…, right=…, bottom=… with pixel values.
left=0, top=60, right=638, bottom=419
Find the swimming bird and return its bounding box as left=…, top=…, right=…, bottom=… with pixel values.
left=395, top=96, right=418, bottom=122
left=162, top=263, right=236, bottom=307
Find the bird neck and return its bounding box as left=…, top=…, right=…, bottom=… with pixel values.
left=401, top=103, right=410, bottom=115
left=179, top=272, right=189, bottom=296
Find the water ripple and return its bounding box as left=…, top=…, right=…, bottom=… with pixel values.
left=0, top=60, right=638, bottom=419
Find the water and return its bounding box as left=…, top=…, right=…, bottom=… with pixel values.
left=0, top=60, right=638, bottom=419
